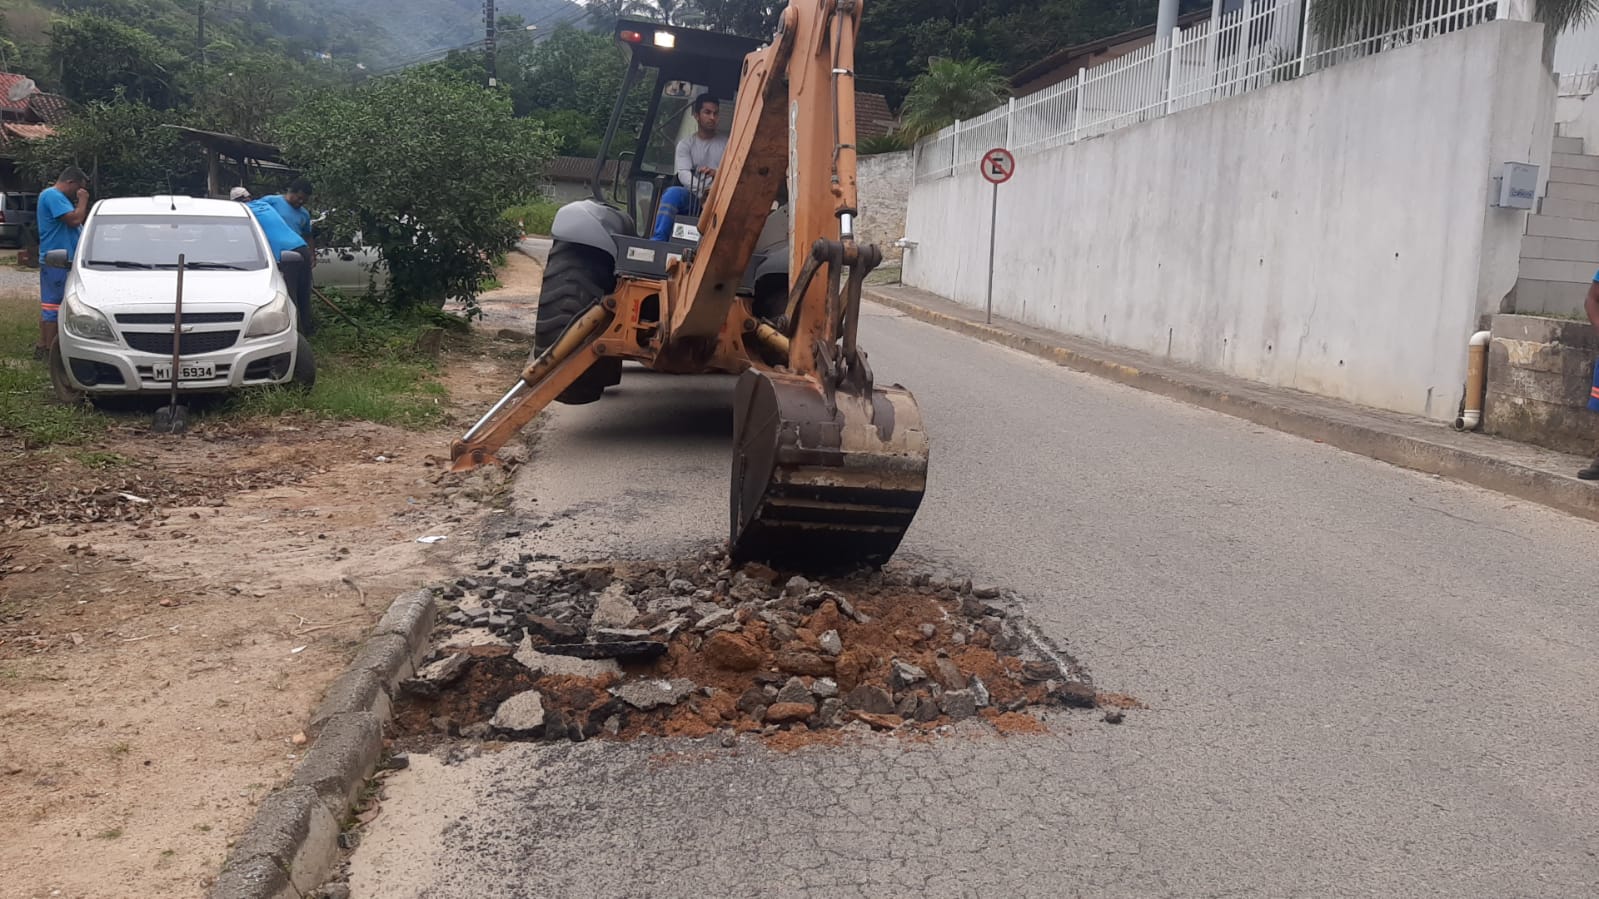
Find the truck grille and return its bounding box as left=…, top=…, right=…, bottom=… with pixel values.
left=116, top=312, right=244, bottom=324
left=123, top=330, right=240, bottom=355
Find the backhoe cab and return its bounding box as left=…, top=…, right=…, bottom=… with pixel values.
left=568, top=20, right=787, bottom=316
left=453, top=1, right=929, bottom=572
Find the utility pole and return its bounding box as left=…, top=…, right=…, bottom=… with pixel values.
left=197, top=1, right=207, bottom=65
left=484, top=0, right=497, bottom=88
left=1156, top=0, right=1178, bottom=41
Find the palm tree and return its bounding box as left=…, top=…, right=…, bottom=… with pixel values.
left=898, top=58, right=1009, bottom=141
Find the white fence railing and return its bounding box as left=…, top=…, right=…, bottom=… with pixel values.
left=914, top=0, right=1508, bottom=181
left=1560, top=65, right=1599, bottom=97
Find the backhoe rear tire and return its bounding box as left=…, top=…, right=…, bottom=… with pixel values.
left=534, top=241, right=622, bottom=405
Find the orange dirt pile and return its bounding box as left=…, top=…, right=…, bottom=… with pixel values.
left=391, top=555, right=1115, bottom=750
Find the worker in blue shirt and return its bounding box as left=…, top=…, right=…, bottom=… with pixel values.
left=34, top=166, right=90, bottom=359
left=241, top=191, right=315, bottom=335
left=259, top=179, right=315, bottom=262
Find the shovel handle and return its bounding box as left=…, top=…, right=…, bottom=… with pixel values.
left=171, top=254, right=184, bottom=402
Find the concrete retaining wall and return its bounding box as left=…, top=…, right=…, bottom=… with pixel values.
left=1485, top=313, right=1599, bottom=455
left=902, top=21, right=1556, bottom=422
left=858, top=150, right=913, bottom=263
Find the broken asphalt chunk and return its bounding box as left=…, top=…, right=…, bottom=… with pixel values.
left=612, top=678, right=698, bottom=711
left=538, top=640, right=667, bottom=660
left=490, top=690, right=546, bottom=737
left=399, top=653, right=469, bottom=697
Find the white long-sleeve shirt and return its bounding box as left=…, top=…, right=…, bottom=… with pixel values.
left=675, top=133, right=728, bottom=190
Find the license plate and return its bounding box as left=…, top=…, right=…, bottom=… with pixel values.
left=152, top=362, right=215, bottom=382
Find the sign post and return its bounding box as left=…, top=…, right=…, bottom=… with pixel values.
left=979, top=147, right=1015, bottom=324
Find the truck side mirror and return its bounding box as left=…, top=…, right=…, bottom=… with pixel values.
left=43, top=249, right=70, bottom=269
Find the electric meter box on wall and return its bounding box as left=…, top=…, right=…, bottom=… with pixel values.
left=1494, top=162, right=1539, bottom=209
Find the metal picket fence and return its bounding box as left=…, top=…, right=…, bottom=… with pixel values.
left=915, top=0, right=1510, bottom=181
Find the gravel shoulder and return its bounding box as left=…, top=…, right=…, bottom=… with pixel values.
left=0, top=289, right=533, bottom=898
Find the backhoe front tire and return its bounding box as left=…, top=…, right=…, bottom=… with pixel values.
left=534, top=241, right=622, bottom=405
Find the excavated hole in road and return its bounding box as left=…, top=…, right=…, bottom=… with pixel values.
left=391, top=549, right=1126, bottom=751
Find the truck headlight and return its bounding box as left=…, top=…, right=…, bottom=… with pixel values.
left=61, top=293, right=116, bottom=342
left=244, top=291, right=293, bottom=338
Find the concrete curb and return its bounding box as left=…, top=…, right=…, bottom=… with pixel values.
left=866, top=287, right=1599, bottom=525
left=209, top=590, right=436, bottom=899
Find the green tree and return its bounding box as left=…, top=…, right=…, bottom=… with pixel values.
left=47, top=13, right=186, bottom=108
left=585, top=0, right=652, bottom=30
left=275, top=68, right=556, bottom=313
left=183, top=50, right=304, bottom=141
left=508, top=24, right=640, bottom=148
left=692, top=0, right=782, bottom=37
left=642, top=0, right=697, bottom=25
left=898, top=57, right=1007, bottom=139
left=16, top=96, right=202, bottom=196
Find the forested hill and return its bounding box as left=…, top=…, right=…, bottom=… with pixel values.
left=321, top=0, right=587, bottom=62
left=859, top=0, right=1212, bottom=102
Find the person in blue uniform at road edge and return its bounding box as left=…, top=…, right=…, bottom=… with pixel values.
left=34, top=167, right=90, bottom=359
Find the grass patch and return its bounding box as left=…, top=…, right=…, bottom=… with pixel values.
left=0, top=293, right=108, bottom=447
left=96, top=827, right=123, bottom=840
left=0, top=289, right=451, bottom=442
left=72, top=450, right=132, bottom=469
left=226, top=299, right=450, bottom=428
left=865, top=264, right=902, bottom=286
left=503, top=198, right=561, bottom=237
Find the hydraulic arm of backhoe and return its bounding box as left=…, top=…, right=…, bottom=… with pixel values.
left=451, top=0, right=928, bottom=570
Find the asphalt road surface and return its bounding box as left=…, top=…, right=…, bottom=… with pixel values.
left=348, top=302, right=1599, bottom=898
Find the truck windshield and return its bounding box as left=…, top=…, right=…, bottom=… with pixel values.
left=83, top=215, right=269, bottom=271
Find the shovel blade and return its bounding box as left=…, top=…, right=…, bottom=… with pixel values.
left=151, top=405, right=189, bottom=434
left=730, top=369, right=928, bottom=572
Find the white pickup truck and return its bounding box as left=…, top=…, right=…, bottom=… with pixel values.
left=313, top=235, right=388, bottom=294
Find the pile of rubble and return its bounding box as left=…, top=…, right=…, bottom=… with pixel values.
left=392, top=550, right=1108, bottom=747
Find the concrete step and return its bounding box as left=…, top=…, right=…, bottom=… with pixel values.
left=1512, top=278, right=1591, bottom=316
left=1554, top=135, right=1586, bottom=154
left=1521, top=234, right=1599, bottom=262
left=1550, top=166, right=1599, bottom=187
left=1539, top=197, right=1599, bottom=220
left=1519, top=257, right=1598, bottom=283
left=1545, top=180, right=1599, bottom=204
left=1527, top=214, right=1599, bottom=241
left=1553, top=152, right=1599, bottom=171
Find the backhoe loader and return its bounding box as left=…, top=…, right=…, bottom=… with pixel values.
left=451, top=0, right=929, bottom=571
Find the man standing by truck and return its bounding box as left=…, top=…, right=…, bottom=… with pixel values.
left=258, top=179, right=315, bottom=263
left=34, top=167, right=89, bottom=360
left=242, top=192, right=314, bottom=335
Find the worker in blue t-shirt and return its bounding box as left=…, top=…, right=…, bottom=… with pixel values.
left=34, top=166, right=90, bottom=360
left=242, top=192, right=315, bottom=335
left=1582, top=267, right=1599, bottom=479
left=259, top=179, right=315, bottom=263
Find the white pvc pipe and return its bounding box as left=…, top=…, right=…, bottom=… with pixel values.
left=1454, top=330, right=1492, bottom=431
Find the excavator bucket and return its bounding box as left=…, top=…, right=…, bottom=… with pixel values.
left=730, top=368, right=928, bottom=571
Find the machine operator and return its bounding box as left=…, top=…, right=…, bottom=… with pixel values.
left=651, top=93, right=726, bottom=242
